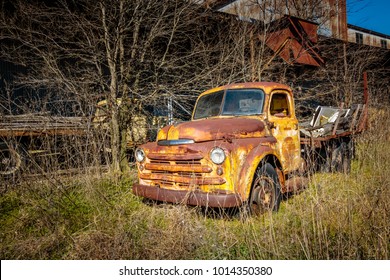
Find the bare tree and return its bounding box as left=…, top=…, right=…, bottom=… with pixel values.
left=0, top=0, right=210, bottom=174
left=1, top=0, right=388, bottom=177
left=0, top=0, right=261, bottom=174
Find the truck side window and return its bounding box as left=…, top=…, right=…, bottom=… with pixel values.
left=270, top=93, right=290, bottom=117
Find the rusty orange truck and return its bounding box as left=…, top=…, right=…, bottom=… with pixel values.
left=133, top=78, right=368, bottom=215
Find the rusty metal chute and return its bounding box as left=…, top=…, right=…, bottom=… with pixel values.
left=265, top=15, right=324, bottom=67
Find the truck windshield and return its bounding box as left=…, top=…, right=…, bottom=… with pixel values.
left=193, top=88, right=264, bottom=120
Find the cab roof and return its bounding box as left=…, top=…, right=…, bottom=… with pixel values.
left=200, top=82, right=293, bottom=97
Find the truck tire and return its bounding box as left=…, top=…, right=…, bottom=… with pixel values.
left=247, top=163, right=282, bottom=215
left=319, top=146, right=331, bottom=173
left=331, top=142, right=351, bottom=173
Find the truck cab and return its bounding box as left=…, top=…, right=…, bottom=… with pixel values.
left=133, top=82, right=302, bottom=214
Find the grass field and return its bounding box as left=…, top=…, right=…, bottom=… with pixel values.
left=1, top=114, right=389, bottom=260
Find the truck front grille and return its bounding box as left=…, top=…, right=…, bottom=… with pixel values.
left=139, top=153, right=225, bottom=188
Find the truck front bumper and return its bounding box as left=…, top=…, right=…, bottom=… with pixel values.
left=133, top=184, right=242, bottom=208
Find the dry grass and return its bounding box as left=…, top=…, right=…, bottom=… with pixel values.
left=1, top=112, right=389, bottom=260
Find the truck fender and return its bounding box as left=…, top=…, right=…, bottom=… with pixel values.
left=236, top=145, right=282, bottom=201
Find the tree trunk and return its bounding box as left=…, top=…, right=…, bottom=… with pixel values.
left=101, top=2, right=121, bottom=175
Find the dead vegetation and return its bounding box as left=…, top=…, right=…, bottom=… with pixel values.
left=1, top=111, right=389, bottom=259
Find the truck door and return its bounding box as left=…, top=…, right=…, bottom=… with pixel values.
left=268, top=91, right=301, bottom=172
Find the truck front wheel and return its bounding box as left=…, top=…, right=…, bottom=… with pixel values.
left=248, top=163, right=282, bottom=215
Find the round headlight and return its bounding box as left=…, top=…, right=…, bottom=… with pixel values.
left=135, top=148, right=145, bottom=162
left=210, top=147, right=226, bottom=165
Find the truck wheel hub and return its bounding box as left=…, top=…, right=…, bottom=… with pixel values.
left=251, top=176, right=275, bottom=212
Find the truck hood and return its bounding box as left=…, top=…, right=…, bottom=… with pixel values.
left=158, top=118, right=266, bottom=142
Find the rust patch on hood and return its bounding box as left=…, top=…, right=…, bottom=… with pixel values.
left=160, top=118, right=266, bottom=142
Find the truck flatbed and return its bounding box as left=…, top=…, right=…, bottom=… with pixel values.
left=300, top=72, right=369, bottom=147
left=299, top=103, right=367, bottom=146
left=0, top=114, right=90, bottom=176
left=0, top=114, right=88, bottom=137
